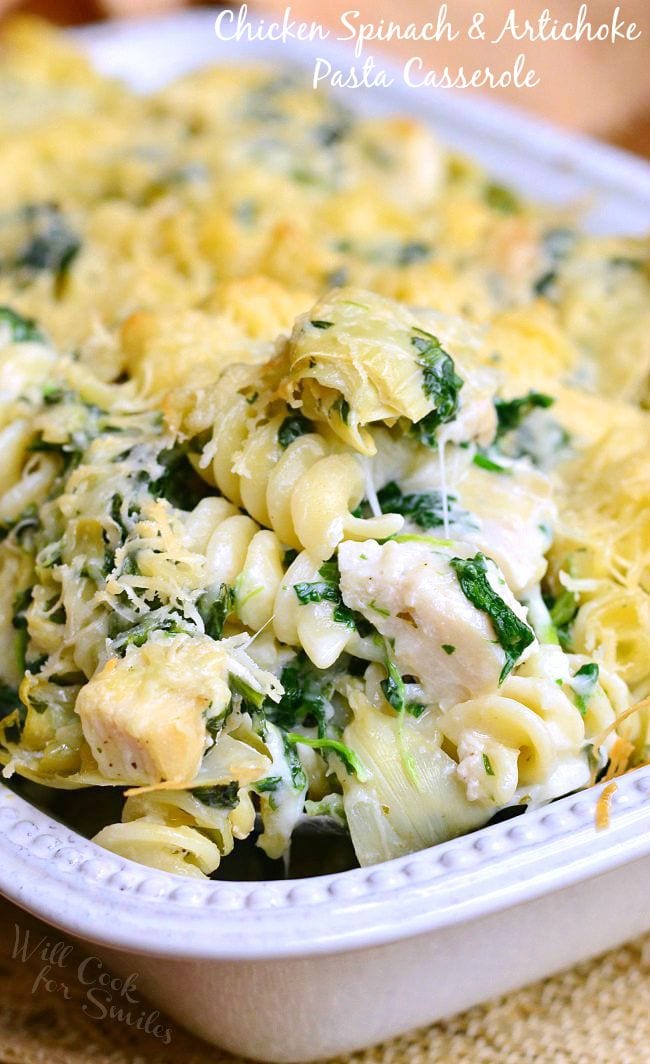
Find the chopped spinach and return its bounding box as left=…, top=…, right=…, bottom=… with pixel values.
left=206, top=710, right=230, bottom=743
left=533, top=271, right=557, bottom=297
left=441, top=644, right=456, bottom=655
left=193, top=781, right=239, bottom=809
left=282, top=734, right=308, bottom=791
left=397, top=241, right=432, bottom=267
left=532, top=230, right=576, bottom=297
left=7, top=204, right=81, bottom=280
left=473, top=451, right=510, bottom=474
left=484, top=182, right=520, bottom=214
left=285, top=732, right=367, bottom=779
left=310, top=319, right=334, bottom=330
left=379, top=636, right=426, bottom=719
left=0, top=306, right=44, bottom=344
left=110, top=613, right=190, bottom=655
left=546, top=587, right=579, bottom=649
left=42, top=384, right=65, bottom=404
left=0, top=682, right=25, bottom=740
left=265, top=655, right=330, bottom=736
left=315, top=119, right=350, bottom=146
left=28, top=434, right=84, bottom=476
left=549, top=588, right=579, bottom=626
left=381, top=650, right=406, bottom=713
left=450, top=553, right=535, bottom=682
left=278, top=413, right=314, bottom=449
left=294, top=559, right=356, bottom=629
left=0, top=682, right=22, bottom=719
left=406, top=702, right=426, bottom=719
left=571, top=662, right=599, bottom=717
left=12, top=588, right=33, bottom=676
left=332, top=397, right=350, bottom=425
left=376, top=480, right=465, bottom=530
left=410, top=328, right=463, bottom=448
left=198, top=583, right=235, bottom=640
left=252, top=775, right=283, bottom=794
left=149, top=443, right=207, bottom=511
left=230, top=674, right=266, bottom=711
left=495, top=391, right=554, bottom=438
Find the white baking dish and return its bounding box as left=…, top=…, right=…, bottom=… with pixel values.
left=1, top=12, right=650, bottom=1062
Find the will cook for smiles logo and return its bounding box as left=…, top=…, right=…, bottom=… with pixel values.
left=12, top=923, right=173, bottom=1046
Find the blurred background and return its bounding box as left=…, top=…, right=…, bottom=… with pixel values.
left=0, top=0, right=648, bottom=154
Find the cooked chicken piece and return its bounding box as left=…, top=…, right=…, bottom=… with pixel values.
left=338, top=539, right=535, bottom=708
left=75, top=633, right=232, bottom=785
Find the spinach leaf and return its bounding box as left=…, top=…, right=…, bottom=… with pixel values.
left=282, top=734, right=308, bottom=790
left=0, top=682, right=25, bottom=740
left=278, top=413, right=314, bottom=449
left=495, top=391, right=554, bottom=438
left=252, top=775, right=283, bottom=794
left=571, top=662, right=599, bottom=717
left=450, top=553, right=535, bottom=682
left=397, top=241, right=431, bottom=267
left=332, top=397, right=350, bottom=425
left=265, top=655, right=330, bottom=736
left=484, top=182, right=520, bottom=214
left=294, top=559, right=356, bottom=629
left=28, top=433, right=84, bottom=476
left=230, top=674, right=266, bottom=710
left=315, top=119, right=351, bottom=146
left=379, top=636, right=426, bottom=718
left=193, top=782, right=239, bottom=809
left=377, top=480, right=465, bottom=530
left=473, top=451, right=510, bottom=474
left=149, top=443, right=207, bottom=511
left=532, top=228, right=576, bottom=296
left=546, top=587, right=579, bottom=650
left=10, top=204, right=81, bottom=279
left=285, top=732, right=367, bottom=779
left=198, top=583, right=235, bottom=640
left=12, top=588, right=33, bottom=676
left=410, top=328, right=463, bottom=448
left=0, top=682, right=23, bottom=720
left=110, top=613, right=191, bottom=655
left=0, top=306, right=44, bottom=343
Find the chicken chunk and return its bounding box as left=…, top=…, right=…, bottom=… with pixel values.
left=75, top=633, right=232, bottom=786
left=338, top=539, right=536, bottom=708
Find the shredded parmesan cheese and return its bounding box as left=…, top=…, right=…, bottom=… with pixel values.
left=595, top=781, right=617, bottom=831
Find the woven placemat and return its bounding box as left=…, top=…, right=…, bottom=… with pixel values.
left=0, top=896, right=648, bottom=1064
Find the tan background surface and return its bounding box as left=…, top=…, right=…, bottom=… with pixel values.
left=0, top=2, right=649, bottom=1061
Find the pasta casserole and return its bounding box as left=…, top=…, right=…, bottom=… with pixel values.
left=0, top=20, right=648, bottom=878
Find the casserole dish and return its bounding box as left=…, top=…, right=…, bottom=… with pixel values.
left=0, top=12, right=649, bottom=1061
left=2, top=770, right=650, bottom=1060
